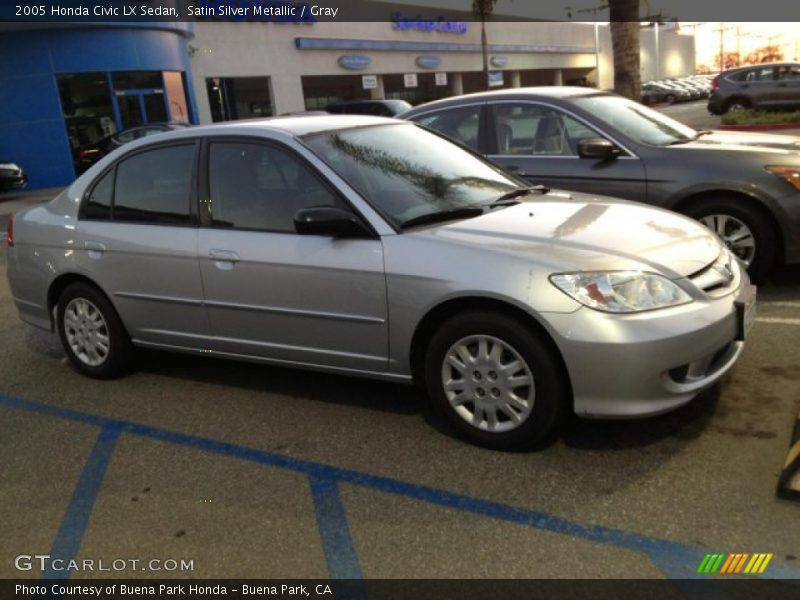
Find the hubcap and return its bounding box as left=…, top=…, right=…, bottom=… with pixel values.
left=699, top=214, right=756, bottom=265
left=441, top=335, right=535, bottom=433
left=63, top=298, right=110, bottom=367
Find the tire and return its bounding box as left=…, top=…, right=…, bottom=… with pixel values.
left=666, top=94, right=676, bottom=105
left=423, top=311, right=569, bottom=451
left=57, top=282, right=133, bottom=379
left=722, top=97, right=750, bottom=114
left=683, top=197, right=777, bottom=284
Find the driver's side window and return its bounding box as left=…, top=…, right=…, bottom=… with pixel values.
left=490, top=103, right=599, bottom=157
left=208, top=142, right=341, bottom=232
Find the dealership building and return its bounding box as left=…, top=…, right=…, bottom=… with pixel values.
left=0, top=11, right=695, bottom=189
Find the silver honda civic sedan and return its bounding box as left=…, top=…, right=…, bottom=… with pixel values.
left=5, top=116, right=756, bottom=449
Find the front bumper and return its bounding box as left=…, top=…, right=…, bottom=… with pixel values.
left=543, top=277, right=755, bottom=418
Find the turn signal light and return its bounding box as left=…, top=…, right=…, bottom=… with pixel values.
left=765, top=165, right=800, bottom=192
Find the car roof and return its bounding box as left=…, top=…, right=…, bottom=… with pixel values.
left=400, top=86, right=610, bottom=114
left=192, top=115, right=401, bottom=137
left=108, top=115, right=404, bottom=147
left=723, top=61, right=800, bottom=74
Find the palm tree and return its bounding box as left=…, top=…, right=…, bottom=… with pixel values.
left=473, top=0, right=498, bottom=91
left=608, top=0, right=641, bottom=100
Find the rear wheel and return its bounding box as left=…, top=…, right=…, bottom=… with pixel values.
left=424, top=311, right=568, bottom=450
left=57, top=282, right=133, bottom=379
left=684, top=197, right=776, bottom=284
left=666, top=94, right=676, bottom=105
left=722, top=97, right=750, bottom=113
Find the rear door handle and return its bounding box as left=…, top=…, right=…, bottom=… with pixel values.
left=208, top=249, right=240, bottom=263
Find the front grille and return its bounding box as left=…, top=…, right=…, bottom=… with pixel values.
left=689, top=251, right=739, bottom=297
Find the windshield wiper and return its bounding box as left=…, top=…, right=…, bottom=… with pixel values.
left=693, top=130, right=714, bottom=140
left=399, top=207, right=485, bottom=230
left=489, top=185, right=550, bottom=205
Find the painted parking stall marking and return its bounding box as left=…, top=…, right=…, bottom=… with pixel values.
left=3, top=393, right=800, bottom=582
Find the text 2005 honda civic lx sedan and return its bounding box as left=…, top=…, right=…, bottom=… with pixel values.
left=6, top=116, right=756, bottom=449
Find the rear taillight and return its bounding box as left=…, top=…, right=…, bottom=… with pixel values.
left=78, top=149, right=89, bottom=159
left=6, top=213, right=14, bottom=247
left=711, top=77, right=719, bottom=90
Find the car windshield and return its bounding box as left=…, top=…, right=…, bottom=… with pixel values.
left=573, top=95, right=698, bottom=146
left=303, top=123, right=521, bottom=228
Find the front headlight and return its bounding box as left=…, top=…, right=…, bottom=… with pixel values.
left=549, top=271, right=692, bottom=313
left=765, top=166, right=800, bottom=192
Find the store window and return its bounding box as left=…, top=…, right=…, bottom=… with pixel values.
left=57, top=73, right=116, bottom=154
left=58, top=70, right=193, bottom=176
left=206, top=77, right=272, bottom=122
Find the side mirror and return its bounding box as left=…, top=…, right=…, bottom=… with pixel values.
left=294, top=206, right=371, bottom=238
left=577, top=137, right=621, bottom=160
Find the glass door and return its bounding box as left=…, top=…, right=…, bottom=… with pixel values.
left=115, top=89, right=168, bottom=131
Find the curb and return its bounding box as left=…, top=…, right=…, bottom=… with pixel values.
left=777, top=408, right=800, bottom=501
left=719, top=123, right=800, bottom=131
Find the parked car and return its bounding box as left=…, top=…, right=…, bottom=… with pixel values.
left=646, top=80, right=692, bottom=102
left=708, top=62, right=800, bottom=114
left=6, top=116, right=755, bottom=450
left=401, top=86, right=800, bottom=282
left=641, top=83, right=681, bottom=105
left=324, top=99, right=412, bottom=117
left=76, top=122, right=192, bottom=171
left=0, top=160, right=27, bottom=193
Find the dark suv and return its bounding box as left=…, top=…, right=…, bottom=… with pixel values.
left=708, top=62, right=800, bottom=114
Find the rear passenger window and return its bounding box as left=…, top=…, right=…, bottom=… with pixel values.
left=113, top=145, right=194, bottom=224
left=84, top=169, right=113, bottom=220
left=208, top=142, right=340, bottom=232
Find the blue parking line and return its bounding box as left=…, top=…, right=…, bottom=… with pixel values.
left=43, top=424, right=123, bottom=580
left=308, top=476, right=369, bottom=599
left=3, top=394, right=800, bottom=582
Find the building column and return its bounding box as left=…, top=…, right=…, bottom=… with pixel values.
left=450, top=72, right=463, bottom=96
left=510, top=70, right=521, bottom=88
left=369, top=75, right=385, bottom=100
left=269, top=74, right=305, bottom=115
left=553, top=69, right=563, bottom=85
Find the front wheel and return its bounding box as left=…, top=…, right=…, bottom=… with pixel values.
left=57, top=282, right=133, bottom=379
left=684, top=198, right=776, bottom=284
left=424, top=311, right=568, bottom=450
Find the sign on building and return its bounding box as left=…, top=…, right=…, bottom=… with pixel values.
left=488, top=71, right=504, bottom=87
left=404, top=73, right=418, bottom=88
left=362, top=75, right=378, bottom=90
left=435, top=72, right=448, bottom=86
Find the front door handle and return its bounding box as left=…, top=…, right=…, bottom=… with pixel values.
left=208, top=249, right=240, bottom=263
left=84, top=241, right=106, bottom=254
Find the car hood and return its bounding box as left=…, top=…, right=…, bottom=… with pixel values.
left=686, top=130, right=800, bottom=155
left=420, top=192, right=722, bottom=279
